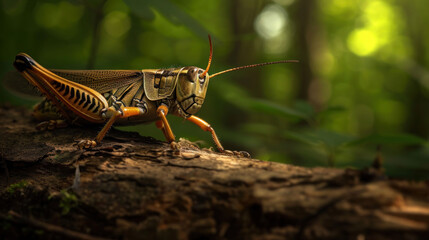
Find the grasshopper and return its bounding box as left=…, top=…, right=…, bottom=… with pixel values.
left=13, top=36, right=297, bottom=157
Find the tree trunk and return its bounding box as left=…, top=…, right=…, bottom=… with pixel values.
left=0, top=105, right=428, bottom=240
left=290, top=0, right=326, bottom=109
left=400, top=1, right=429, bottom=139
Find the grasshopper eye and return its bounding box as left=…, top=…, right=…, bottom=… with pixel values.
left=186, top=69, right=197, bottom=82
left=199, top=76, right=205, bottom=84
left=197, top=69, right=205, bottom=83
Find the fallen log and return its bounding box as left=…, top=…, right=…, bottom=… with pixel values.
left=0, top=105, right=428, bottom=240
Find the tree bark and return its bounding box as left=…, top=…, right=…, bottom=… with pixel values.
left=0, top=105, right=428, bottom=240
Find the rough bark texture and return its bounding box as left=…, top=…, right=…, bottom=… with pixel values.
left=0, top=105, right=428, bottom=240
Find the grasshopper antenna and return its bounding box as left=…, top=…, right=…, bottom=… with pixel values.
left=210, top=60, right=299, bottom=79
left=200, top=34, right=212, bottom=79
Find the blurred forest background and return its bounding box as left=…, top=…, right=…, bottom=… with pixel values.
left=1, top=0, right=428, bottom=179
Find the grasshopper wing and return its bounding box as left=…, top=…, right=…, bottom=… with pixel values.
left=2, top=71, right=43, bottom=101
left=51, top=70, right=143, bottom=94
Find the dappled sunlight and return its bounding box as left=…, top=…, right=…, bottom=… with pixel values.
left=254, top=3, right=288, bottom=40
left=347, top=0, right=401, bottom=57
left=254, top=3, right=291, bottom=55
left=347, top=29, right=379, bottom=56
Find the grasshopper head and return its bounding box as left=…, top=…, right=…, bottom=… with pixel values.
left=175, top=66, right=210, bottom=116
left=174, top=34, right=298, bottom=117
left=175, top=35, right=213, bottom=117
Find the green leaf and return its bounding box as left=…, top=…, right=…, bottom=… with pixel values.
left=6, top=180, right=28, bottom=194
left=316, top=106, right=347, bottom=118
left=348, top=133, right=427, bottom=146
left=246, top=99, right=308, bottom=120
left=285, top=129, right=356, bottom=149
left=293, top=100, right=315, bottom=118
left=284, top=130, right=322, bottom=146
left=241, top=123, right=277, bottom=136
left=214, top=81, right=250, bottom=107
left=124, top=0, right=208, bottom=38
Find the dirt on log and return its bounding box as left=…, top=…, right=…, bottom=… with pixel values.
left=0, top=105, right=428, bottom=240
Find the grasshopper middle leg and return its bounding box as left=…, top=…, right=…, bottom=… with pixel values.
left=155, top=104, right=180, bottom=151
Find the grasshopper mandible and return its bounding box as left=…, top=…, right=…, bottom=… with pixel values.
left=13, top=35, right=298, bottom=157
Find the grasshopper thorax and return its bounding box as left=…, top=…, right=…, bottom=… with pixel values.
left=175, top=66, right=210, bottom=116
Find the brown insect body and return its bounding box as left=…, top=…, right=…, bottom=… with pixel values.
left=13, top=36, right=297, bottom=156
left=64, top=68, right=208, bottom=124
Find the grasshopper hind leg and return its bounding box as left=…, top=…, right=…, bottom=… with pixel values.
left=14, top=53, right=109, bottom=124
left=77, top=105, right=145, bottom=149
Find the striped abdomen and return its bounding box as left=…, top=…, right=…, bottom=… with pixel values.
left=51, top=80, right=104, bottom=116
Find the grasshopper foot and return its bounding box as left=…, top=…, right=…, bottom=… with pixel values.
left=36, top=120, right=68, bottom=131
left=223, top=150, right=251, bottom=158
left=77, top=140, right=97, bottom=149
left=170, top=141, right=181, bottom=156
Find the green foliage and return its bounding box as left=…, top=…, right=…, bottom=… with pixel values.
left=58, top=190, right=78, bottom=215
left=348, top=134, right=427, bottom=146
left=123, top=0, right=208, bottom=38
left=246, top=99, right=309, bottom=120
left=6, top=180, right=28, bottom=194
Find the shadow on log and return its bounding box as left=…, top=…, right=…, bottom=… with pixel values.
left=0, top=105, right=428, bottom=240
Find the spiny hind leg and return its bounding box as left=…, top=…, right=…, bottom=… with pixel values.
left=15, top=60, right=73, bottom=122
left=76, top=116, right=115, bottom=149
left=187, top=115, right=251, bottom=158
left=14, top=53, right=109, bottom=124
